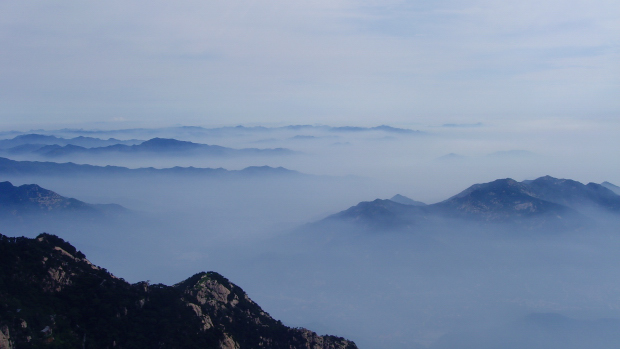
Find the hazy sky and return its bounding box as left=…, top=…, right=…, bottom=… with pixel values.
left=1, top=0, right=618, bottom=129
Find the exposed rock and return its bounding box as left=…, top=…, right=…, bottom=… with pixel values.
left=0, top=325, right=12, bottom=349
left=219, top=333, right=240, bottom=349
left=0, top=233, right=358, bottom=349
left=186, top=302, right=214, bottom=330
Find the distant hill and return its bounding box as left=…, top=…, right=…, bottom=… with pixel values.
left=320, top=176, right=620, bottom=232
left=522, top=176, right=620, bottom=212
left=389, top=194, right=426, bottom=206
left=601, top=181, right=620, bottom=195
left=431, top=178, right=579, bottom=225
left=0, top=181, right=125, bottom=219
left=2, top=124, right=425, bottom=139
left=0, top=233, right=357, bottom=349
left=0, top=157, right=302, bottom=178
left=0, top=133, right=142, bottom=149
left=329, top=125, right=424, bottom=134
left=2, top=137, right=295, bottom=158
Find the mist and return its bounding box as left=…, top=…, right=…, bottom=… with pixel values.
left=4, top=119, right=620, bottom=203
left=1, top=0, right=619, bottom=346
left=2, top=121, right=620, bottom=348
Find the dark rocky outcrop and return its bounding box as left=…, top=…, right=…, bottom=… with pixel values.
left=0, top=233, right=357, bottom=349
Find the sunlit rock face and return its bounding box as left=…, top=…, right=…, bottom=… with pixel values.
left=0, top=233, right=357, bottom=349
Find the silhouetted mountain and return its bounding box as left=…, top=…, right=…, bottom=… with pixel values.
left=329, top=125, right=423, bottom=134
left=0, top=157, right=302, bottom=178
left=389, top=194, right=426, bottom=206
left=0, top=181, right=124, bottom=219
left=0, top=181, right=90, bottom=213
left=33, top=144, right=89, bottom=157
left=0, top=133, right=141, bottom=149
left=601, top=181, right=620, bottom=196
left=0, top=233, right=357, bottom=349
left=327, top=199, right=423, bottom=230
left=523, top=176, right=620, bottom=212
left=321, top=176, right=619, bottom=232
left=10, top=124, right=424, bottom=139
left=432, top=178, right=578, bottom=225
left=18, top=137, right=294, bottom=158
left=5, top=144, right=50, bottom=155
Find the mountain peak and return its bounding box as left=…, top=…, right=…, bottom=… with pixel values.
left=139, top=137, right=199, bottom=149
left=601, top=181, right=620, bottom=195
left=389, top=194, right=426, bottom=206
left=0, top=181, right=125, bottom=218
left=0, top=234, right=358, bottom=349
left=449, top=178, right=523, bottom=200
left=324, top=175, right=620, bottom=232
left=526, top=176, right=620, bottom=211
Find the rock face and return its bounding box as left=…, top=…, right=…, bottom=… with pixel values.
left=0, top=233, right=357, bottom=349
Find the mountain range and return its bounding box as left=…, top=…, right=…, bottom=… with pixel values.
left=0, top=233, right=357, bottom=349
left=322, top=176, right=620, bottom=232
left=602, top=181, right=620, bottom=195
left=0, top=134, right=142, bottom=149
left=0, top=157, right=301, bottom=178
left=0, top=136, right=294, bottom=158
left=0, top=125, right=424, bottom=139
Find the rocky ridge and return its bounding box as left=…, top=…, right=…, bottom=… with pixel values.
left=0, top=233, right=357, bottom=349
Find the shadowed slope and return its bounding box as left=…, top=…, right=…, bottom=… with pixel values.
left=0, top=233, right=357, bottom=349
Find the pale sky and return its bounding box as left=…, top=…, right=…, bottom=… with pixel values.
left=0, top=0, right=618, bottom=128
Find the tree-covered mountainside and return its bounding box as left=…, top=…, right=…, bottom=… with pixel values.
left=0, top=233, right=357, bottom=349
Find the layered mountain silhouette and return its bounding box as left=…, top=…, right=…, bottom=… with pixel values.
left=321, top=176, right=620, bottom=232
left=0, top=134, right=142, bottom=150
left=0, top=233, right=357, bottom=349
left=389, top=194, right=426, bottom=206
left=0, top=136, right=294, bottom=158
left=0, top=157, right=301, bottom=178
left=601, top=181, right=620, bottom=195
left=328, top=125, right=423, bottom=134
left=1, top=124, right=423, bottom=138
